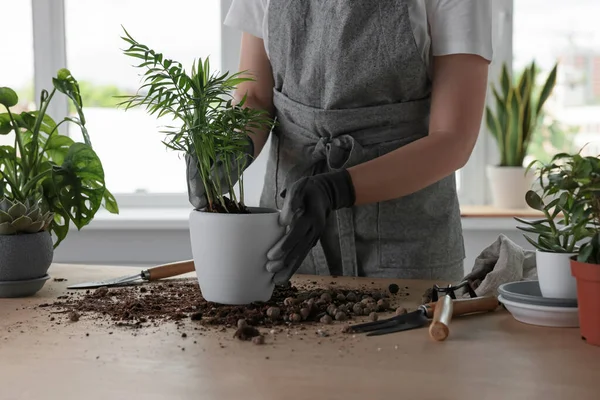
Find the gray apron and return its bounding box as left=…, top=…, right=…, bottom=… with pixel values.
left=259, top=0, right=465, bottom=281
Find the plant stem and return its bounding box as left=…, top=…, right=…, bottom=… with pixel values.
left=6, top=108, right=27, bottom=187
left=30, top=89, right=56, bottom=177
left=0, top=169, right=24, bottom=201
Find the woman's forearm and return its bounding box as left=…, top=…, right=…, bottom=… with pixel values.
left=348, top=130, right=477, bottom=205
left=234, top=32, right=276, bottom=159
left=348, top=54, right=490, bottom=206
left=234, top=91, right=274, bottom=158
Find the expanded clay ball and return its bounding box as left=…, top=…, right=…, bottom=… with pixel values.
left=346, top=292, right=358, bottom=303
left=388, top=283, right=400, bottom=294
left=300, top=308, right=310, bottom=320
left=352, top=303, right=364, bottom=316
left=369, top=312, right=378, bottom=322
left=361, top=297, right=374, bottom=306
left=252, top=335, right=265, bottom=345
left=290, top=313, right=302, bottom=323
left=336, top=293, right=346, bottom=302
left=395, top=307, right=407, bottom=316
left=334, top=311, right=348, bottom=321
left=266, top=307, right=281, bottom=319
left=320, top=292, right=332, bottom=303
left=320, top=315, right=333, bottom=324
left=68, top=311, right=80, bottom=322
left=284, top=297, right=296, bottom=307
left=377, top=299, right=389, bottom=311
left=237, top=319, right=248, bottom=329
left=327, top=304, right=338, bottom=316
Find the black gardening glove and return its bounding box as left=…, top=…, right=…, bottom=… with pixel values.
left=266, top=169, right=356, bottom=285
left=186, top=137, right=254, bottom=209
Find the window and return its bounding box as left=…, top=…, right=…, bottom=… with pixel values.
left=13, top=1, right=598, bottom=211
left=0, top=0, right=35, bottom=147
left=63, top=0, right=222, bottom=195
left=514, top=0, right=600, bottom=165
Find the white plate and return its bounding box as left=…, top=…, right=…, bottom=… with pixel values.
left=498, top=295, right=580, bottom=328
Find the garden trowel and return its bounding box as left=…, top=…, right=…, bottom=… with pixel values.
left=66, top=260, right=195, bottom=289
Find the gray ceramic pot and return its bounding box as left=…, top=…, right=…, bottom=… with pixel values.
left=0, top=231, right=54, bottom=281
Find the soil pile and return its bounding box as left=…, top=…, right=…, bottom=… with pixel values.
left=40, top=279, right=410, bottom=331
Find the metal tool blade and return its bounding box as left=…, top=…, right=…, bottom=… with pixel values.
left=366, top=312, right=428, bottom=336
left=66, top=272, right=143, bottom=289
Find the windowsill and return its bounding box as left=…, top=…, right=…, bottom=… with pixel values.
left=82, top=205, right=537, bottom=231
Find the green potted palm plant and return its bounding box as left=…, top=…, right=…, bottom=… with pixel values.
left=0, top=69, right=118, bottom=297
left=118, top=28, right=283, bottom=305
left=485, top=61, right=557, bottom=209
left=515, top=151, right=593, bottom=299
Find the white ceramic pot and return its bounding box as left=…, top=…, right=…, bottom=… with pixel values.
left=188, top=207, right=285, bottom=305
left=536, top=250, right=578, bottom=299
left=486, top=165, right=535, bottom=209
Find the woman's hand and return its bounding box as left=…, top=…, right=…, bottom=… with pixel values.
left=266, top=169, right=356, bottom=285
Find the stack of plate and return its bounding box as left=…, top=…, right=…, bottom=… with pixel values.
left=498, top=281, right=579, bottom=328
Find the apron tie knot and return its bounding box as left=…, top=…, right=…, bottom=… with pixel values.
left=312, top=135, right=361, bottom=171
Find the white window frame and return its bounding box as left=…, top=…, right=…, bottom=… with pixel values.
left=30, top=0, right=513, bottom=209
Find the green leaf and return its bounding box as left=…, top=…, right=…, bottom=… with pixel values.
left=7, top=202, right=27, bottom=218
left=0, top=221, right=16, bottom=235
left=578, top=243, right=594, bottom=263
left=50, top=143, right=106, bottom=230
left=0, top=210, right=12, bottom=223
left=101, top=188, right=119, bottom=214
left=536, top=63, right=558, bottom=116
left=525, top=190, right=544, bottom=210
left=0, top=87, right=18, bottom=108
left=0, top=113, right=13, bottom=135
left=45, top=134, right=75, bottom=165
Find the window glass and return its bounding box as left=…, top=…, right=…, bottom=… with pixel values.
left=515, top=0, right=600, bottom=165
left=0, top=0, right=34, bottom=147
left=64, top=0, right=221, bottom=193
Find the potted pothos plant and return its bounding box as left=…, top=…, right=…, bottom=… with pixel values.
left=0, top=69, right=118, bottom=297
left=118, top=28, right=283, bottom=305
left=514, top=151, right=593, bottom=299
left=485, top=61, right=557, bottom=209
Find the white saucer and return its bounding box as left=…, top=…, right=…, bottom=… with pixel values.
left=498, top=294, right=580, bottom=328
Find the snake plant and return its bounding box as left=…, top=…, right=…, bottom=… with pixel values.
left=486, top=61, right=558, bottom=167
left=0, top=197, right=53, bottom=235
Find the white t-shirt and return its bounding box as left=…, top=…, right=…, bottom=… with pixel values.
left=224, top=0, right=493, bottom=77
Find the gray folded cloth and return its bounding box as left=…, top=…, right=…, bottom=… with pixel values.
left=460, top=234, right=538, bottom=298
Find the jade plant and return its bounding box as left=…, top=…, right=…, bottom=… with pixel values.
left=516, top=150, right=599, bottom=261
left=0, top=69, right=118, bottom=247
left=118, top=27, right=274, bottom=213
left=486, top=61, right=558, bottom=167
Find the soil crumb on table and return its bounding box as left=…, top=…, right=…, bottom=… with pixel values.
left=41, top=279, right=410, bottom=336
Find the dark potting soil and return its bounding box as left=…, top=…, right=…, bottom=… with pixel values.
left=42, top=279, right=410, bottom=331
left=206, top=196, right=250, bottom=214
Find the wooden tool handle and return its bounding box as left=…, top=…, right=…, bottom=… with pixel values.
left=429, top=295, right=453, bottom=341
left=426, top=295, right=499, bottom=317
left=146, top=260, right=195, bottom=281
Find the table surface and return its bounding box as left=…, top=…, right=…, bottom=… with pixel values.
left=1, top=264, right=598, bottom=400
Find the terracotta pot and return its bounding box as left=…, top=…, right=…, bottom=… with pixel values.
left=570, top=257, right=600, bottom=346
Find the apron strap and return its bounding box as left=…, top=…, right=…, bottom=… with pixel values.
left=336, top=208, right=358, bottom=276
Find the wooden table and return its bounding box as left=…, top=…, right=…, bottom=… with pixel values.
left=1, top=264, right=598, bottom=400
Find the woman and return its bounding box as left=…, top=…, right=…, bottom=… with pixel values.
left=187, top=0, right=493, bottom=285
